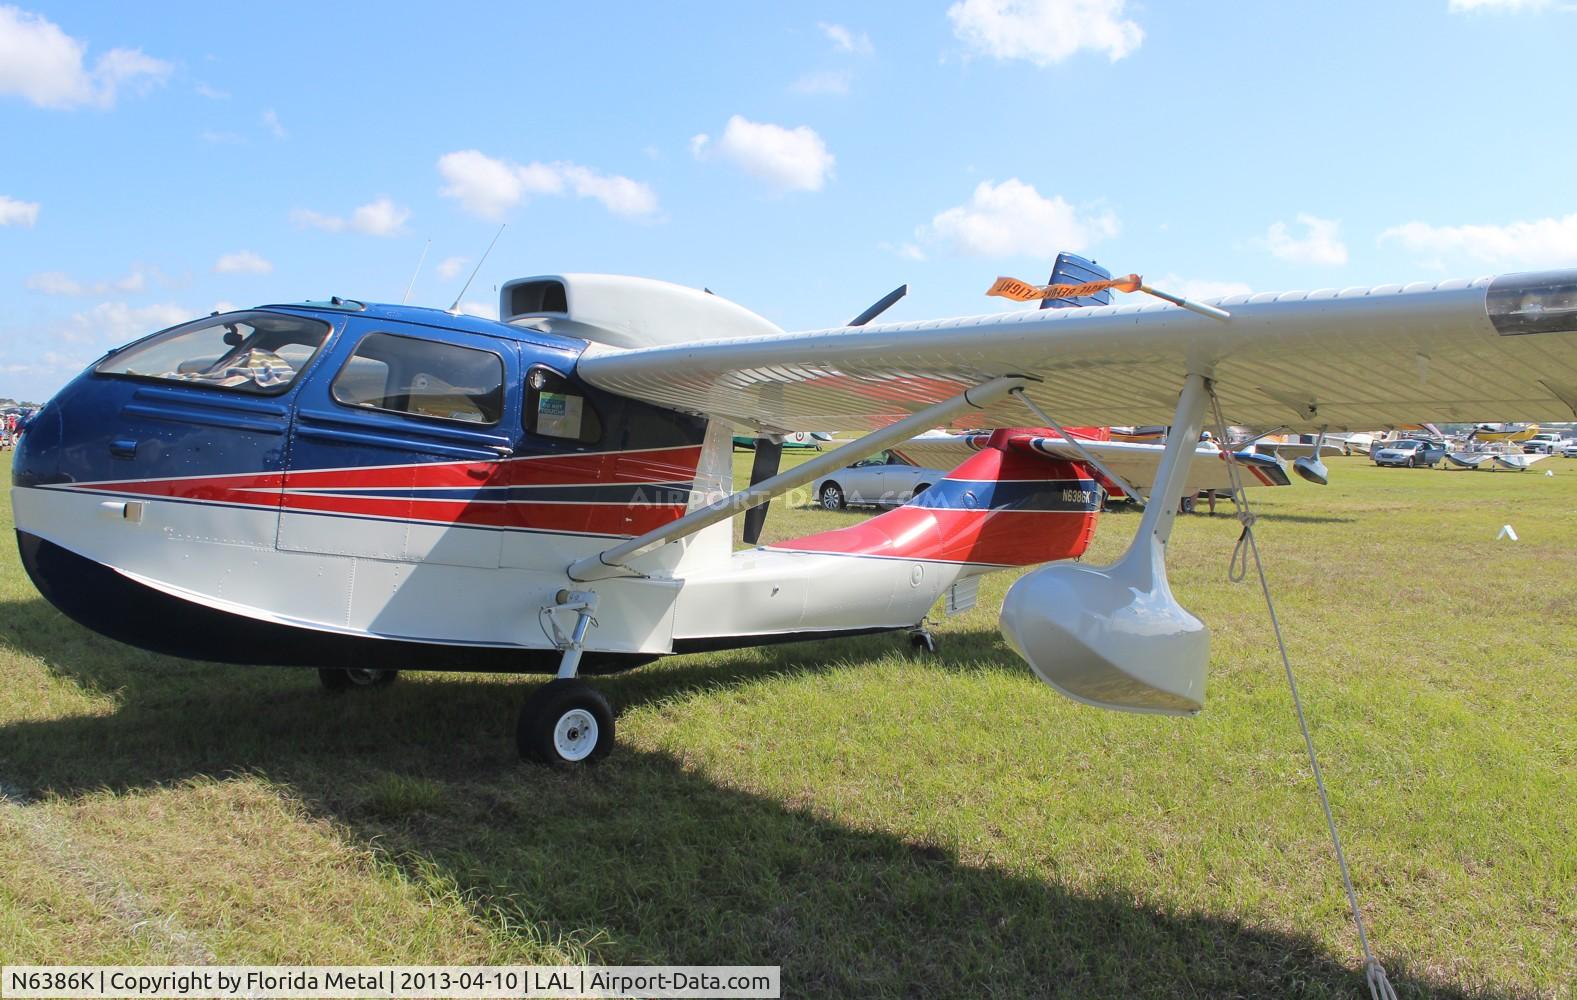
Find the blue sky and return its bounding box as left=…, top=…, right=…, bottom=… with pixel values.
left=3, top=0, right=1576, bottom=401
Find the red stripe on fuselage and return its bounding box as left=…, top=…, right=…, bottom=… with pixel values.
left=772, top=507, right=1098, bottom=566
left=54, top=445, right=705, bottom=537
left=276, top=493, right=688, bottom=535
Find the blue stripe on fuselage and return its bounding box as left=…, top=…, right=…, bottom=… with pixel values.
left=907, top=477, right=1101, bottom=512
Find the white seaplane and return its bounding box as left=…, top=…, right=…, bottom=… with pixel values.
left=11, top=264, right=1577, bottom=764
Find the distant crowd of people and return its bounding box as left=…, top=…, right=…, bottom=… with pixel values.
left=2, top=410, right=26, bottom=449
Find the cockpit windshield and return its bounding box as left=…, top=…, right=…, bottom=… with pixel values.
left=95, top=311, right=331, bottom=394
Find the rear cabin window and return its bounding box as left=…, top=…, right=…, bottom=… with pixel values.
left=331, top=332, right=504, bottom=425
left=524, top=365, right=601, bottom=443
left=95, top=311, right=330, bottom=395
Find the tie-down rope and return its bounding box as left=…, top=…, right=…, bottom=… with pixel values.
left=1207, top=384, right=1398, bottom=1000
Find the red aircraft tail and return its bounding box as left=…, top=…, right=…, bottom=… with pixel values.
left=772, top=429, right=1103, bottom=568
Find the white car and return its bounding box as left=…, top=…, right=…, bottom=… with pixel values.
left=1522, top=432, right=1567, bottom=454
left=1563, top=439, right=1577, bottom=458
left=810, top=450, right=941, bottom=510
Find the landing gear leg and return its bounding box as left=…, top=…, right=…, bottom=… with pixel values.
left=518, top=590, right=614, bottom=765
left=907, top=625, right=938, bottom=654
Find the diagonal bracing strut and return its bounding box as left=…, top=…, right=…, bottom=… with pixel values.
left=566, top=375, right=1030, bottom=582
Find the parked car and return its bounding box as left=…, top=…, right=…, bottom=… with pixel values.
left=1563, top=440, right=1577, bottom=458
left=1372, top=439, right=1446, bottom=467
left=811, top=450, right=940, bottom=509
left=1521, top=432, right=1567, bottom=454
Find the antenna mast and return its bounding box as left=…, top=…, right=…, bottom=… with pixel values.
left=402, top=239, right=431, bottom=305
left=448, top=224, right=506, bottom=313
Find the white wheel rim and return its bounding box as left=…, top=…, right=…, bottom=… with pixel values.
left=553, top=708, right=599, bottom=761
left=823, top=488, right=840, bottom=508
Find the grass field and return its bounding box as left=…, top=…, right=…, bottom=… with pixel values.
left=1, top=454, right=1573, bottom=998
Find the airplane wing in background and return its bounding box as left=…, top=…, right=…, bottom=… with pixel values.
left=896, top=433, right=1290, bottom=494
left=576, top=270, right=1577, bottom=434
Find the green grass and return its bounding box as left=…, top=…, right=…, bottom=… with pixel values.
left=1, top=455, right=1574, bottom=997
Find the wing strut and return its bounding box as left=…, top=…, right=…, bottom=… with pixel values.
left=567, top=375, right=1029, bottom=582
left=1011, top=389, right=1149, bottom=505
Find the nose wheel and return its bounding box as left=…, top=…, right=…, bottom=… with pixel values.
left=517, top=679, right=615, bottom=765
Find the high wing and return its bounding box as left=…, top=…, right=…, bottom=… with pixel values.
left=575, top=270, right=1577, bottom=433
left=896, top=433, right=1291, bottom=494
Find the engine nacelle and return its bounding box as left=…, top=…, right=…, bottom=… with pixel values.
left=500, top=274, right=783, bottom=350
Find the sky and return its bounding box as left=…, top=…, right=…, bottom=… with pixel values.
left=3, top=0, right=1576, bottom=402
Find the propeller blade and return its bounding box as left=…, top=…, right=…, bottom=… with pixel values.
left=847, top=284, right=908, bottom=327
left=740, top=438, right=784, bottom=545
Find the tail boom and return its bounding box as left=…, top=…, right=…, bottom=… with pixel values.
left=772, top=429, right=1102, bottom=568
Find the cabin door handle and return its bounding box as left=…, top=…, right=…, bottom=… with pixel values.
left=109, top=439, right=140, bottom=458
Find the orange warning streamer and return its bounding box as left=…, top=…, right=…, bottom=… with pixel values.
left=987, top=273, right=1143, bottom=303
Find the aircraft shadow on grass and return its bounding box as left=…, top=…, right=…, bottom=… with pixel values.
left=0, top=594, right=1496, bottom=998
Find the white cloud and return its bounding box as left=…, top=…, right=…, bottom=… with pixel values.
left=791, top=69, right=853, bottom=95
left=1263, top=214, right=1348, bottom=266
left=194, top=82, right=228, bottom=100
left=213, top=250, right=272, bottom=274
left=559, top=164, right=660, bottom=218
left=1146, top=274, right=1253, bottom=301
left=0, top=194, right=40, bottom=226
left=436, top=256, right=467, bottom=280
left=456, top=300, right=498, bottom=320
left=63, top=301, right=192, bottom=344
left=0, top=349, right=90, bottom=378
left=691, top=116, right=835, bottom=193
left=25, top=267, right=146, bottom=295
left=291, top=196, right=410, bottom=237
left=437, top=150, right=526, bottom=217
left=1378, top=212, right=1577, bottom=267
left=947, top=0, right=1143, bottom=65
left=436, top=149, right=659, bottom=219
left=920, top=178, right=1118, bottom=257
left=261, top=108, right=286, bottom=139
left=880, top=241, right=928, bottom=261
left=350, top=197, right=408, bottom=236
left=0, top=5, right=171, bottom=109
left=818, top=22, right=873, bottom=54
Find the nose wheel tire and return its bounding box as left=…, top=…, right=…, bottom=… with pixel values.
left=318, top=667, right=398, bottom=692
left=819, top=483, right=845, bottom=511
left=517, top=678, right=615, bottom=765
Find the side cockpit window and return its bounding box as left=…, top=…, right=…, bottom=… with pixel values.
left=95, top=311, right=330, bottom=395
left=331, top=332, right=504, bottom=425
left=525, top=365, right=601, bottom=444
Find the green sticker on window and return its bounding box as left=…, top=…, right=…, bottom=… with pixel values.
left=536, top=391, right=583, bottom=439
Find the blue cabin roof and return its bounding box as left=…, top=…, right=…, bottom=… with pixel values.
left=256, top=299, right=583, bottom=351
